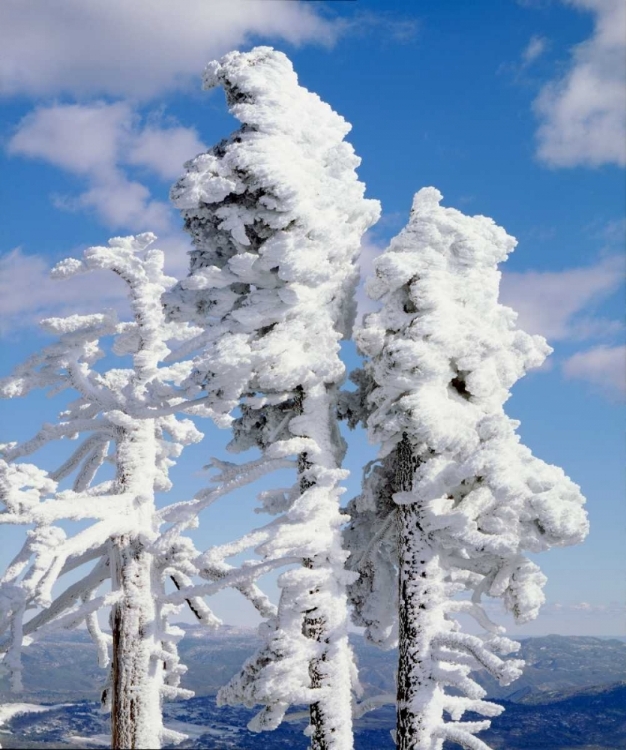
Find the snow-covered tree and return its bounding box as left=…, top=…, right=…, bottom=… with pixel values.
left=0, top=234, right=224, bottom=750
left=341, top=188, right=588, bottom=750
left=164, top=47, right=380, bottom=749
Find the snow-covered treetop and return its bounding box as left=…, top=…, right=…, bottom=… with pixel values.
left=347, top=188, right=588, bottom=629
left=0, top=234, right=207, bottom=488
left=167, top=46, right=380, bottom=426
left=357, top=186, right=551, bottom=455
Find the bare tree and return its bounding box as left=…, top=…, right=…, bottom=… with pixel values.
left=0, top=234, right=221, bottom=749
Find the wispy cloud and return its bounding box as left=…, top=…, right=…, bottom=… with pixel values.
left=562, top=344, right=626, bottom=397
left=516, top=0, right=553, bottom=8
left=534, top=0, right=626, bottom=167
left=0, top=0, right=337, bottom=100
left=544, top=600, right=625, bottom=616
left=522, top=34, right=549, bottom=65
left=7, top=102, right=206, bottom=233
left=599, top=217, right=626, bottom=245
left=500, top=253, right=625, bottom=341
left=341, top=11, right=420, bottom=44
left=467, top=597, right=625, bottom=636
left=498, top=33, right=550, bottom=82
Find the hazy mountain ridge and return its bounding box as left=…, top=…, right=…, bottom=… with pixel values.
left=4, top=628, right=625, bottom=704
left=1, top=631, right=625, bottom=749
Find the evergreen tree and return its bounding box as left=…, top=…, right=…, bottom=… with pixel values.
left=165, top=47, right=380, bottom=750
left=342, top=188, right=588, bottom=750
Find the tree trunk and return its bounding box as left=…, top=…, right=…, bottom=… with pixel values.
left=296, top=386, right=354, bottom=750
left=110, top=423, right=162, bottom=750
left=301, top=554, right=330, bottom=750
left=110, top=536, right=163, bottom=750
left=395, top=436, right=444, bottom=750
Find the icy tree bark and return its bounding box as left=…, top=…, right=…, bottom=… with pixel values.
left=397, top=508, right=443, bottom=750
left=296, top=388, right=353, bottom=750
left=302, top=550, right=332, bottom=750
left=110, top=424, right=162, bottom=750
left=111, top=537, right=162, bottom=750
left=297, top=391, right=328, bottom=750
left=394, top=434, right=441, bottom=750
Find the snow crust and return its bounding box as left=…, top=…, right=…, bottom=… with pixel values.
left=342, top=189, right=588, bottom=749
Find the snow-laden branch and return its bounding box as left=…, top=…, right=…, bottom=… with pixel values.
left=161, top=457, right=296, bottom=522
left=353, top=693, right=396, bottom=719
left=163, top=556, right=301, bottom=605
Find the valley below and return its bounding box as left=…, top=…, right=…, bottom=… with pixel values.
left=1, top=629, right=625, bottom=749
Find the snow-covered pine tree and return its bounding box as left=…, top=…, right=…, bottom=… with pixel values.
left=0, top=234, right=221, bottom=750
left=164, top=47, right=380, bottom=750
left=342, top=188, right=588, bottom=750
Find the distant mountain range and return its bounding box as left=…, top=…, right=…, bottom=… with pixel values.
left=1, top=629, right=625, bottom=749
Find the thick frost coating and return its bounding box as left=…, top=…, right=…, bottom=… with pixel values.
left=166, top=47, right=380, bottom=750
left=0, top=235, right=222, bottom=750
left=342, top=188, right=588, bottom=750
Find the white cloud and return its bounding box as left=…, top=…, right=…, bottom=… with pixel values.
left=7, top=102, right=132, bottom=175
left=128, top=126, right=206, bottom=181
left=0, top=0, right=337, bottom=100
left=522, top=34, right=549, bottom=65
left=7, top=103, right=207, bottom=233
left=65, top=177, right=173, bottom=232
left=500, top=254, right=625, bottom=341
left=0, top=234, right=191, bottom=336
left=534, top=0, right=626, bottom=167
left=562, top=344, right=626, bottom=396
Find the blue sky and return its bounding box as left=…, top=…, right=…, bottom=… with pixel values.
left=0, top=0, right=624, bottom=636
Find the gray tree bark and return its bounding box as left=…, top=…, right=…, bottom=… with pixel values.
left=395, top=434, right=442, bottom=750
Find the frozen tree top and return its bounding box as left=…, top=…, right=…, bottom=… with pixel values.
left=350, top=188, right=588, bottom=626
left=172, top=45, right=377, bottom=252
left=168, top=46, right=380, bottom=422
left=359, top=186, right=552, bottom=454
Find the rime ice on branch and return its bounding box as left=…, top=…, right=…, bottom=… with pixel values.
left=342, top=188, right=588, bottom=750
left=165, top=47, right=380, bottom=750
left=0, top=234, right=221, bottom=750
